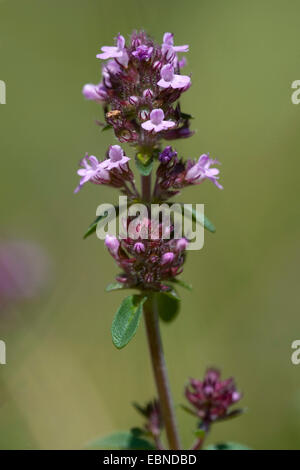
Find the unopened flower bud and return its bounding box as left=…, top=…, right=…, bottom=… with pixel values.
left=159, top=146, right=177, bottom=163
left=176, top=238, right=188, bottom=251
left=143, top=88, right=154, bottom=99
left=129, top=95, right=139, bottom=105
left=105, top=234, right=120, bottom=257
left=134, top=242, right=145, bottom=253
left=161, top=252, right=175, bottom=265
left=139, top=109, right=149, bottom=121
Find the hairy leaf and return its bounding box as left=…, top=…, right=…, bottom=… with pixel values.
left=111, top=295, right=147, bottom=349
left=155, top=290, right=180, bottom=323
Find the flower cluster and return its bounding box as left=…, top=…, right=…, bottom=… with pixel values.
left=134, top=400, right=163, bottom=439
left=105, top=218, right=188, bottom=291
left=76, top=30, right=223, bottom=290
left=153, top=149, right=222, bottom=201
left=74, top=145, right=139, bottom=199
left=184, top=368, right=242, bottom=430
left=82, top=31, right=191, bottom=145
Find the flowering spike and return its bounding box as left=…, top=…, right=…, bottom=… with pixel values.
left=76, top=31, right=233, bottom=452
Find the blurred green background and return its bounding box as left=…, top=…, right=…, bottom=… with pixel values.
left=0, top=0, right=299, bottom=450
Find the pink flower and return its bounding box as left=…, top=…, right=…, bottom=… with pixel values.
left=161, top=252, right=175, bottom=265
left=74, top=154, right=109, bottom=193
left=176, top=238, right=189, bottom=251
left=102, top=60, right=121, bottom=87
left=185, top=154, right=223, bottom=189
left=102, top=145, right=130, bottom=171
left=129, top=95, right=139, bottom=105
left=141, top=109, right=175, bottom=133
left=143, top=88, right=154, bottom=99
left=162, top=32, right=189, bottom=53
left=82, top=83, right=107, bottom=102
left=134, top=242, right=145, bottom=253
left=105, top=234, right=120, bottom=257
left=157, top=64, right=191, bottom=90
left=185, top=368, right=242, bottom=426
left=132, top=45, right=153, bottom=61
left=162, top=32, right=189, bottom=66
left=97, top=34, right=129, bottom=67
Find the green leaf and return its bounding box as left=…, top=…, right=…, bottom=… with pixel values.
left=205, top=442, right=251, bottom=450
left=111, top=295, right=147, bottom=349
left=170, top=278, right=193, bottom=291
left=179, top=404, right=197, bottom=417
left=86, top=431, right=155, bottom=450
left=155, top=290, right=180, bottom=323
left=135, top=153, right=153, bottom=176
left=183, top=205, right=216, bottom=233
left=180, top=111, right=194, bottom=120
left=83, top=206, right=119, bottom=239
left=106, top=282, right=127, bottom=292
left=101, top=124, right=112, bottom=132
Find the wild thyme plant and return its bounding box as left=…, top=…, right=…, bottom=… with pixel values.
left=75, top=31, right=245, bottom=451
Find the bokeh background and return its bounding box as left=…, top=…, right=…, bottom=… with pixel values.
left=0, top=0, right=299, bottom=450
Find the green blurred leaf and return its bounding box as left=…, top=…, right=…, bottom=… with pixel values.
left=86, top=431, right=155, bottom=450
left=83, top=206, right=119, bottom=239
left=111, top=295, right=147, bottom=349
left=101, top=124, right=112, bottom=132
left=135, top=153, right=153, bottom=176
left=205, top=442, right=251, bottom=450
left=155, top=290, right=180, bottom=323
left=179, top=404, right=196, bottom=416
left=180, top=111, right=194, bottom=120
left=106, top=282, right=127, bottom=292
left=170, top=278, right=193, bottom=291
left=183, top=205, right=216, bottom=233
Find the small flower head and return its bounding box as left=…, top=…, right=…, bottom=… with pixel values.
left=74, top=154, right=109, bottom=193
left=185, top=368, right=242, bottom=427
left=102, top=145, right=130, bottom=171
left=141, top=109, right=175, bottom=133
left=185, top=154, right=223, bottom=189
left=158, top=64, right=191, bottom=90
left=105, top=234, right=120, bottom=257
left=132, top=44, right=153, bottom=61
left=134, top=400, right=163, bottom=438
left=97, top=33, right=129, bottom=67
left=159, top=146, right=177, bottom=163
left=162, top=32, right=189, bottom=67
left=162, top=32, right=189, bottom=53
left=82, top=83, right=108, bottom=102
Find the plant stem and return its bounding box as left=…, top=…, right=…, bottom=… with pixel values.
left=143, top=294, right=181, bottom=450
left=141, top=174, right=152, bottom=203
left=141, top=172, right=181, bottom=450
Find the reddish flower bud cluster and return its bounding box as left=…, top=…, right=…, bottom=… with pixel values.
left=105, top=217, right=188, bottom=291
left=185, top=368, right=242, bottom=429
left=134, top=399, right=163, bottom=438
